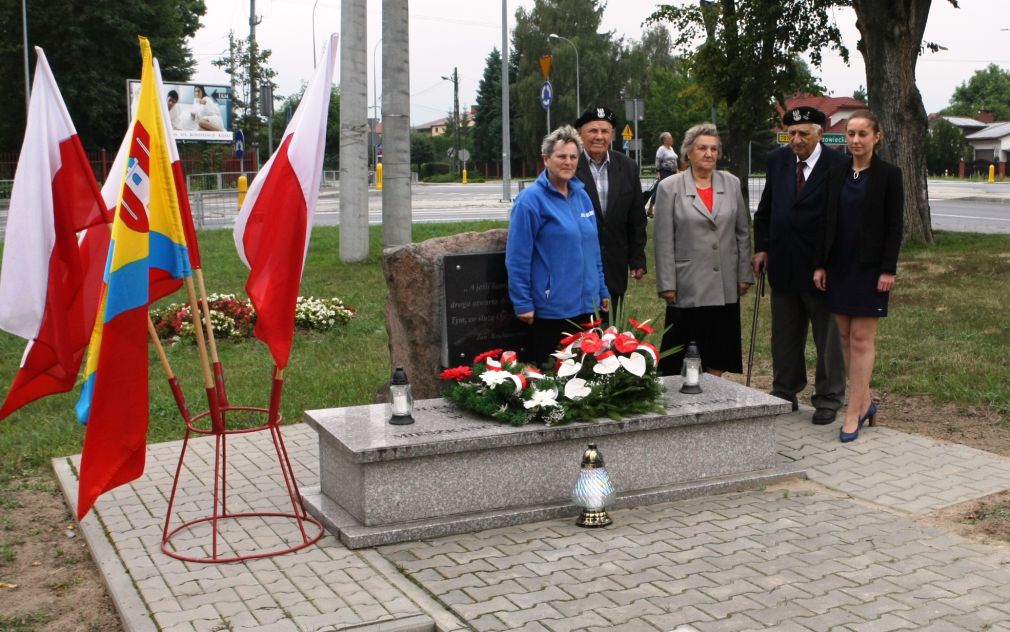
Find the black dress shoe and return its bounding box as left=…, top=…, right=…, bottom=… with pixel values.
left=812, top=408, right=837, bottom=425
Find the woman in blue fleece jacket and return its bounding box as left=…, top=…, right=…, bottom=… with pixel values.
left=506, top=125, right=610, bottom=365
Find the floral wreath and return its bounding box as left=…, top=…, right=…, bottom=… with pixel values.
left=440, top=316, right=666, bottom=426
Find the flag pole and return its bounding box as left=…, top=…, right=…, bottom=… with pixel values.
left=183, top=276, right=223, bottom=432
left=146, top=316, right=192, bottom=423
left=193, top=268, right=229, bottom=407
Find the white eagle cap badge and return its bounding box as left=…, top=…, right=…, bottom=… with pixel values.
left=791, top=109, right=803, bottom=122
left=597, top=107, right=606, bottom=119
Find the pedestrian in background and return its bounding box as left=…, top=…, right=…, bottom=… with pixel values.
left=506, top=125, right=610, bottom=365
left=814, top=109, right=904, bottom=443
left=654, top=122, right=753, bottom=376
left=753, top=106, right=847, bottom=424
left=574, top=106, right=648, bottom=314
left=647, top=131, right=679, bottom=218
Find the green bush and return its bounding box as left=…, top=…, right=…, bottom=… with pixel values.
left=420, top=162, right=450, bottom=179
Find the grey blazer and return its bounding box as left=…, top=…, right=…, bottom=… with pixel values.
left=654, top=169, right=754, bottom=308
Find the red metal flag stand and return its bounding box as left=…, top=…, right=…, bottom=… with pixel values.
left=152, top=283, right=322, bottom=563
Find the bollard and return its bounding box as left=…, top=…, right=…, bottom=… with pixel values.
left=237, top=174, right=248, bottom=207
left=376, top=162, right=384, bottom=190
left=462, top=168, right=468, bottom=184
left=989, top=164, right=996, bottom=183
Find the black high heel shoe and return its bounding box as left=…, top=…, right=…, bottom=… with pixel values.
left=839, top=402, right=877, bottom=443
left=862, top=401, right=877, bottom=427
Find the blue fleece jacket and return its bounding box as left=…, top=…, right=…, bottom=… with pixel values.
left=505, top=171, right=610, bottom=319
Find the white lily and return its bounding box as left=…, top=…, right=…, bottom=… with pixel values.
left=618, top=352, right=647, bottom=377
left=593, top=354, right=620, bottom=374
left=551, top=343, right=577, bottom=361
left=557, top=359, right=583, bottom=378
left=523, top=388, right=558, bottom=409
left=564, top=377, right=592, bottom=400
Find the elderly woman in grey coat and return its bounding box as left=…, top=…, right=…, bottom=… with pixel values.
left=654, top=122, right=754, bottom=376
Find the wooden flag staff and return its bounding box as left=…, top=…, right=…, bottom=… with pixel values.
left=194, top=268, right=230, bottom=407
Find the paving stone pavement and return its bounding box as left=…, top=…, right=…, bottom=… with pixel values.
left=56, top=406, right=1010, bottom=632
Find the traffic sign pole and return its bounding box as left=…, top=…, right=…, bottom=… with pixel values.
left=540, top=81, right=554, bottom=135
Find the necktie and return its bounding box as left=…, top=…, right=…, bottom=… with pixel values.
left=796, top=161, right=807, bottom=195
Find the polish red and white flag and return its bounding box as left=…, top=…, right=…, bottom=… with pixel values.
left=233, top=33, right=338, bottom=369
left=0, top=47, right=110, bottom=419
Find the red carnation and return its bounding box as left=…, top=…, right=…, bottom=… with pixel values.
left=440, top=366, right=474, bottom=382
left=473, top=348, right=503, bottom=363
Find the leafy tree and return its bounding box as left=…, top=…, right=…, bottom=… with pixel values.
left=942, top=64, right=1010, bottom=121
left=471, top=48, right=519, bottom=172
left=926, top=119, right=968, bottom=176
left=853, top=85, right=868, bottom=103
left=0, top=0, right=206, bottom=151
left=410, top=132, right=434, bottom=173
left=269, top=86, right=341, bottom=169
left=213, top=33, right=278, bottom=165
left=851, top=0, right=958, bottom=244
left=647, top=0, right=847, bottom=201
left=637, top=64, right=711, bottom=172
left=511, top=0, right=622, bottom=167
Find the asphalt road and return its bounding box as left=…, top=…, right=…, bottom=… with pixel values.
left=2, top=180, right=1009, bottom=239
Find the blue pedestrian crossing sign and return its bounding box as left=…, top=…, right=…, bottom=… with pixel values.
left=540, top=81, right=553, bottom=109
left=234, top=129, right=245, bottom=159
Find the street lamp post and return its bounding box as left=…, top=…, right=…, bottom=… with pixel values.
left=311, top=0, right=320, bottom=68
left=441, top=67, right=461, bottom=179
left=548, top=33, right=579, bottom=115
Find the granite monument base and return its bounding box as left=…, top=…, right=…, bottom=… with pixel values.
left=302, top=375, right=803, bottom=549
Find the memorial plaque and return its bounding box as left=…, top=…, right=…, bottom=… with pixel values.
left=441, top=252, right=528, bottom=366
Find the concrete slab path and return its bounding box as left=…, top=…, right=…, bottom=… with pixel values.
left=55, top=405, right=1010, bottom=631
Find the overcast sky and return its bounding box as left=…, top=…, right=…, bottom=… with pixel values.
left=189, top=1, right=1010, bottom=126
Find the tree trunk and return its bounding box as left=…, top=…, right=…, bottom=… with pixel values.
left=852, top=0, right=934, bottom=244
left=724, top=123, right=751, bottom=207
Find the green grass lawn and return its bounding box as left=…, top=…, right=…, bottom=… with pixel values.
left=1, top=224, right=1009, bottom=485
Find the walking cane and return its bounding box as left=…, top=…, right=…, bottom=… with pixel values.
left=746, top=270, right=765, bottom=387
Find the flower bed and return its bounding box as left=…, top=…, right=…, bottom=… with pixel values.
left=152, top=293, right=355, bottom=344
left=440, top=317, right=665, bottom=426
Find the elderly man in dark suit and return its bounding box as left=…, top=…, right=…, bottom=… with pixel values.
left=574, top=106, right=648, bottom=311
left=753, top=106, right=847, bottom=424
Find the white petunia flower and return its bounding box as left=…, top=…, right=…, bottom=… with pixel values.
left=524, top=388, right=558, bottom=409
left=480, top=370, right=510, bottom=387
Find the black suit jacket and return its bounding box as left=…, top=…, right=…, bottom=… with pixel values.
left=575, top=150, right=648, bottom=297
left=753, top=144, right=847, bottom=292
left=815, top=155, right=904, bottom=274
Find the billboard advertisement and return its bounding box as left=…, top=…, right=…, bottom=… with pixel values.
left=127, top=80, right=234, bottom=142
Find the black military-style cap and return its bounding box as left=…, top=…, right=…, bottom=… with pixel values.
left=574, top=105, right=618, bottom=129
left=783, top=106, right=827, bottom=127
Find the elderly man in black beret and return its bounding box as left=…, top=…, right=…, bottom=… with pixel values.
left=574, top=106, right=648, bottom=313
left=753, top=106, right=847, bottom=424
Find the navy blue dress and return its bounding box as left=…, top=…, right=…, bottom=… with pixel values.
left=826, top=170, right=890, bottom=317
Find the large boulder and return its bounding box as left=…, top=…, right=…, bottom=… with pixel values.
left=382, top=229, right=508, bottom=399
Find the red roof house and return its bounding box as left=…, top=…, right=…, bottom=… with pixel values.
left=779, top=95, right=867, bottom=133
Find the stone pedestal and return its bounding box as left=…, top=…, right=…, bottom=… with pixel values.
left=383, top=229, right=508, bottom=399
left=302, top=375, right=802, bottom=549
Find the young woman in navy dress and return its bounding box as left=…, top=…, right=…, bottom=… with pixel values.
left=813, top=110, right=903, bottom=443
